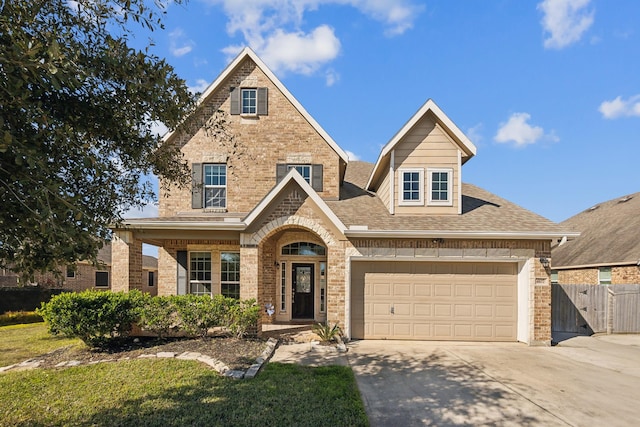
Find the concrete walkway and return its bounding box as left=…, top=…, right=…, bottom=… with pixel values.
left=270, top=335, right=640, bottom=426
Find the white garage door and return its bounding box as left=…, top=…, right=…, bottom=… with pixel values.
left=360, top=263, right=517, bottom=341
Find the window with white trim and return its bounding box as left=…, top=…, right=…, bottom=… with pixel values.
left=221, top=252, right=240, bottom=299
left=287, top=165, right=311, bottom=184
left=398, top=168, right=424, bottom=206
left=550, top=270, right=558, bottom=284
left=204, top=164, right=226, bottom=209
left=241, top=88, right=257, bottom=115
left=190, top=252, right=212, bottom=296
left=427, top=168, right=453, bottom=206
left=280, top=262, right=286, bottom=311
left=598, top=267, right=611, bottom=285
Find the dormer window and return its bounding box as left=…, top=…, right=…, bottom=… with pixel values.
left=398, top=168, right=424, bottom=206
left=428, top=168, right=452, bottom=206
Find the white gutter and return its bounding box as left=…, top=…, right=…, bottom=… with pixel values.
left=344, top=230, right=581, bottom=240
left=552, top=261, right=640, bottom=270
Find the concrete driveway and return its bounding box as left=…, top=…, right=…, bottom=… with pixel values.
left=347, top=335, right=640, bottom=426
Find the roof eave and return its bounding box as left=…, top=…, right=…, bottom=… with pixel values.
left=113, top=221, right=247, bottom=231
left=344, top=230, right=578, bottom=240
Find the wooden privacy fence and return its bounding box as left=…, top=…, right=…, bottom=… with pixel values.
left=552, top=283, right=640, bottom=334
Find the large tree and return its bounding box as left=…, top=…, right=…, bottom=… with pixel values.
left=0, top=0, right=196, bottom=277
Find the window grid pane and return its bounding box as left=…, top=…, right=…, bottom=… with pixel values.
left=287, top=165, right=311, bottom=184
left=221, top=252, right=240, bottom=299
left=403, top=172, right=420, bottom=201
left=242, top=89, right=257, bottom=114
left=204, top=164, right=226, bottom=208
left=431, top=171, right=449, bottom=201
left=281, top=242, right=326, bottom=256
left=281, top=262, right=286, bottom=311
left=189, top=252, right=212, bottom=296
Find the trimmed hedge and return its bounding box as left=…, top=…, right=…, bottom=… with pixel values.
left=37, top=291, right=260, bottom=347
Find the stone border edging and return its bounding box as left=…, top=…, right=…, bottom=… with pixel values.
left=0, top=337, right=279, bottom=380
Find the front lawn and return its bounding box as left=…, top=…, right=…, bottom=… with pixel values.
left=0, top=359, right=368, bottom=427
left=0, top=323, right=83, bottom=367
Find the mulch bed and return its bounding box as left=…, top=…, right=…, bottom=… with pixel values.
left=32, top=336, right=268, bottom=370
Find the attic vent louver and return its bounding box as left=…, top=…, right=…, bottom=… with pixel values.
left=618, top=196, right=633, bottom=203
left=588, top=205, right=599, bottom=212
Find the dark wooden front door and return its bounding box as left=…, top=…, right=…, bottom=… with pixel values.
left=292, top=264, right=314, bottom=319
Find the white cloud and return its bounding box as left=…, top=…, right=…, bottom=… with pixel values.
left=599, top=95, right=640, bottom=119
left=325, top=69, right=339, bottom=87
left=260, top=26, right=341, bottom=75
left=538, top=0, right=594, bottom=49
left=494, top=113, right=557, bottom=147
left=188, top=78, right=210, bottom=94
left=204, top=0, right=422, bottom=76
left=345, top=150, right=360, bottom=161
left=169, top=28, right=195, bottom=57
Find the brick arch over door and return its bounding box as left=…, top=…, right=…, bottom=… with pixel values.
left=248, top=215, right=338, bottom=247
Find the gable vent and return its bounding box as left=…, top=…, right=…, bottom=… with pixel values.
left=618, top=195, right=633, bottom=203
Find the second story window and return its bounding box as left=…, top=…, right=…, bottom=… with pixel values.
left=241, top=88, right=257, bottom=115
left=427, top=168, right=453, bottom=206
left=598, top=267, right=612, bottom=285
left=288, top=165, right=311, bottom=184
left=398, top=168, right=423, bottom=206
left=204, top=164, right=226, bottom=209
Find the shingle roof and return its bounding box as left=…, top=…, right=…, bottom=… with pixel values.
left=328, top=161, right=569, bottom=236
left=552, top=192, right=640, bottom=268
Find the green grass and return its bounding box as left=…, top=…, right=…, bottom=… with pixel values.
left=0, top=360, right=368, bottom=427
left=0, top=311, right=43, bottom=326
left=0, top=323, right=84, bottom=367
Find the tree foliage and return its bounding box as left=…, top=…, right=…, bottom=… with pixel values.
left=0, top=0, right=197, bottom=277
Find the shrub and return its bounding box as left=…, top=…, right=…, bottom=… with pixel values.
left=136, top=295, right=179, bottom=340
left=312, top=322, right=342, bottom=342
left=173, top=294, right=231, bottom=338
left=37, top=290, right=143, bottom=347
left=227, top=299, right=260, bottom=339
left=0, top=311, right=43, bottom=326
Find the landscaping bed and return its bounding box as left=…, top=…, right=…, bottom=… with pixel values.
left=16, top=335, right=267, bottom=371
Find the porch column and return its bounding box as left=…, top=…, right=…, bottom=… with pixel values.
left=240, top=243, right=259, bottom=301
left=111, top=230, right=143, bottom=292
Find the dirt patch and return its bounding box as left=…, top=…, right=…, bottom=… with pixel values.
left=30, top=336, right=268, bottom=370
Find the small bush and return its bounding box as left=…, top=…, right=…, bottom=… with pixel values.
left=0, top=311, right=43, bottom=326
left=136, top=295, right=179, bottom=340
left=228, top=299, right=260, bottom=339
left=173, top=294, right=231, bottom=338
left=37, top=290, right=143, bottom=347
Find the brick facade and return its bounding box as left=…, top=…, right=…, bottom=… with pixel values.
left=558, top=265, right=640, bottom=285
left=159, top=57, right=343, bottom=217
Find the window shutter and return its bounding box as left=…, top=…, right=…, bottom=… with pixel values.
left=312, top=164, right=323, bottom=192
left=257, top=87, right=268, bottom=115
left=177, top=251, right=187, bottom=295
left=230, top=87, right=240, bottom=115
left=192, top=163, right=203, bottom=209
left=276, top=163, right=287, bottom=183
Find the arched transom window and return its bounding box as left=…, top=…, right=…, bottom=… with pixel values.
left=281, top=242, right=326, bottom=256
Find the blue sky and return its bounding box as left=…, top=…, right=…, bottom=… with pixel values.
left=126, top=0, right=639, bottom=225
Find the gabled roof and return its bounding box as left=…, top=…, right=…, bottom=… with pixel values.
left=163, top=47, right=349, bottom=164
left=244, top=169, right=346, bottom=234
left=366, top=99, right=477, bottom=191
left=329, top=161, right=573, bottom=239
left=552, top=192, right=640, bottom=269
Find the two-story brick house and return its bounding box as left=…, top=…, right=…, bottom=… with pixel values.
left=112, top=47, right=574, bottom=345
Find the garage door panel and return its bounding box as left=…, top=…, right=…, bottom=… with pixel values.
left=360, top=262, right=517, bottom=341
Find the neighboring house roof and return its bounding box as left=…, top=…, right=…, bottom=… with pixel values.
left=367, top=99, right=477, bottom=191
left=552, top=192, right=640, bottom=269
left=329, top=161, right=571, bottom=239
left=162, top=47, right=349, bottom=165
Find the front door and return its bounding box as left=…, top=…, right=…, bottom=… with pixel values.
left=292, top=263, right=314, bottom=319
